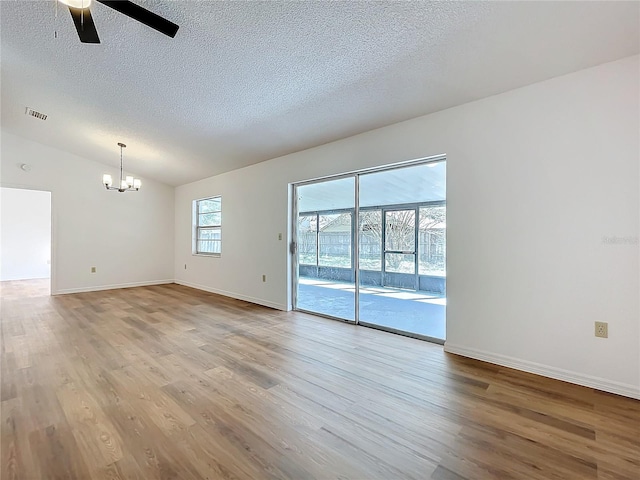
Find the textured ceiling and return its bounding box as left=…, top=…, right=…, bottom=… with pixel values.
left=1, top=1, right=638, bottom=186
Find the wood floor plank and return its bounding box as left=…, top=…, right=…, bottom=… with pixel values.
left=101, top=399, right=203, bottom=480
left=1, top=399, right=30, bottom=480
left=28, top=423, right=94, bottom=480
left=0, top=352, right=17, bottom=402
left=1, top=279, right=639, bottom=479
left=106, top=367, right=197, bottom=437
left=56, top=381, right=125, bottom=470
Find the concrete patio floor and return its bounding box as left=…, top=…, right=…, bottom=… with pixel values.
left=297, top=277, right=446, bottom=341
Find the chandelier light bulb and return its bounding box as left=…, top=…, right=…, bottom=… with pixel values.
left=102, top=174, right=113, bottom=187
left=133, top=178, right=142, bottom=189
left=58, top=0, right=92, bottom=9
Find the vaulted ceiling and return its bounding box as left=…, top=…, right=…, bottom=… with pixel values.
left=1, top=1, right=638, bottom=186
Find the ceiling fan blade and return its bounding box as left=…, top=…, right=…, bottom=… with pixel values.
left=95, top=0, right=179, bottom=38
left=69, top=6, right=100, bottom=43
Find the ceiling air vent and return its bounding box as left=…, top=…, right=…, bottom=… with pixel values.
left=25, top=107, right=47, bottom=121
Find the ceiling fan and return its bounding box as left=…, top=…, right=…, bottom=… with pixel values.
left=59, top=0, right=179, bottom=44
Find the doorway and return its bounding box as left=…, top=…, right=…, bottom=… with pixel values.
left=382, top=207, right=418, bottom=290
left=292, top=157, right=446, bottom=342
left=0, top=187, right=52, bottom=296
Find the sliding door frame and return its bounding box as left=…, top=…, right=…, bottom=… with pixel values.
left=291, top=154, right=446, bottom=333
left=292, top=173, right=358, bottom=324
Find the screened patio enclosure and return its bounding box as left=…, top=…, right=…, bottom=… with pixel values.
left=293, top=159, right=446, bottom=342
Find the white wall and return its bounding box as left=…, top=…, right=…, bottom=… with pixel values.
left=1, top=187, right=51, bottom=281
left=175, top=55, right=639, bottom=398
left=1, top=132, right=175, bottom=293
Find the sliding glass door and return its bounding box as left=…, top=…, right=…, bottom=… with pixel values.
left=355, top=161, right=446, bottom=341
left=293, top=158, right=446, bottom=341
left=295, top=177, right=355, bottom=321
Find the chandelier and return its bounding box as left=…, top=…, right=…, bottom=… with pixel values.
left=102, top=143, right=141, bottom=192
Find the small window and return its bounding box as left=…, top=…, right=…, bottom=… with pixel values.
left=194, top=196, right=221, bottom=255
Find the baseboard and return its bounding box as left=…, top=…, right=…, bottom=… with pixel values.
left=53, top=278, right=288, bottom=311
left=444, top=342, right=640, bottom=400
left=53, top=279, right=174, bottom=295
left=175, top=280, right=288, bottom=311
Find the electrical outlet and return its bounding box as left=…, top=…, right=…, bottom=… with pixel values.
left=91, top=266, right=96, bottom=273
left=262, top=274, right=266, bottom=282
left=278, top=233, right=282, bottom=241
left=595, top=321, right=608, bottom=338
left=184, top=264, right=187, bottom=269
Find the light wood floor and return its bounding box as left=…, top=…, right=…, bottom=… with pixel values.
left=1, top=280, right=639, bottom=480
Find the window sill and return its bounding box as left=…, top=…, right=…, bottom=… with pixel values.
left=192, top=253, right=221, bottom=258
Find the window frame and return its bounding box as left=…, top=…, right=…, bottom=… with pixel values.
left=193, top=196, right=222, bottom=256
